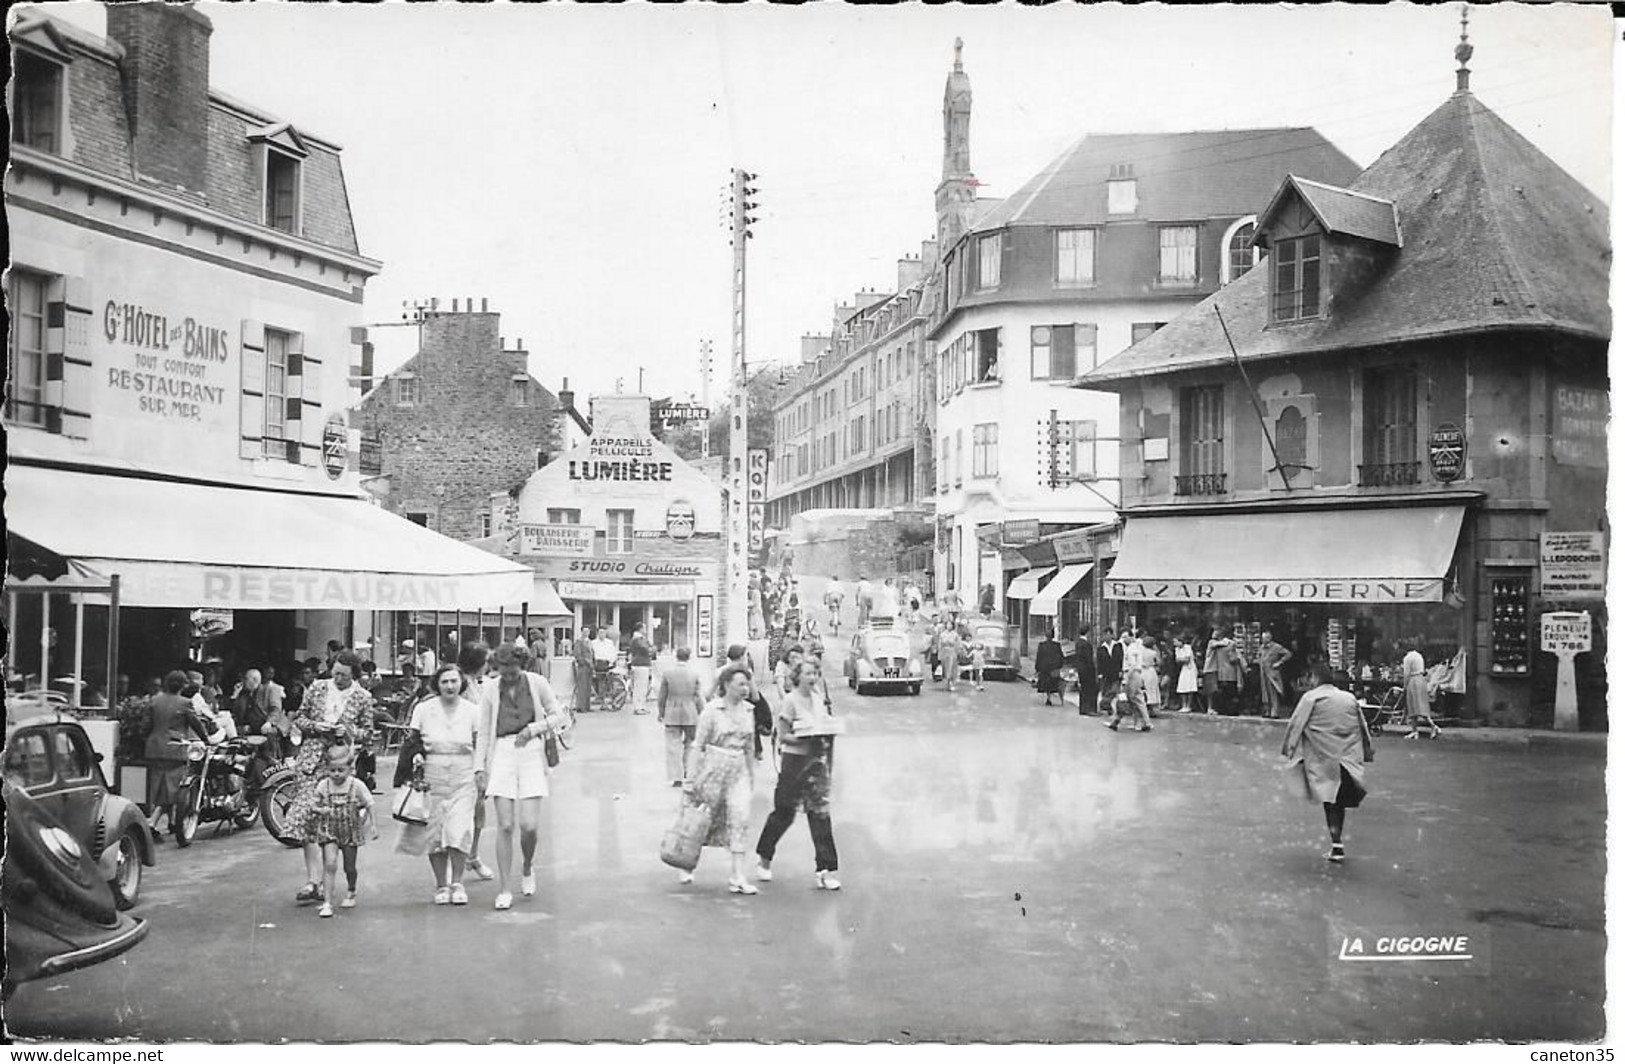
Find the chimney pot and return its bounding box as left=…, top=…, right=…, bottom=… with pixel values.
left=482, top=297, right=489, bottom=312
left=452, top=298, right=459, bottom=312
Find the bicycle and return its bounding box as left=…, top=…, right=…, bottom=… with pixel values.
left=591, top=664, right=630, bottom=712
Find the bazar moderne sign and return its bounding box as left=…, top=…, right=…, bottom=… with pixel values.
left=1105, top=577, right=1444, bottom=603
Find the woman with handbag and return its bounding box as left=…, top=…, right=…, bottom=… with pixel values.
left=675, top=664, right=761, bottom=894
left=1281, top=664, right=1374, bottom=863
left=1034, top=629, right=1064, bottom=706
left=477, top=642, right=571, bottom=911
left=284, top=652, right=375, bottom=906
left=396, top=664, right=483, bottom=906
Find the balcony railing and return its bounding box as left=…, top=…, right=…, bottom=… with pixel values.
left=1358, top=461, right=1421, bottom=487
left=1173, top=473, right=1228, bottom=496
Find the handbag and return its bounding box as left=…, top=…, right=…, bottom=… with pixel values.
left=659, top=792, right=714, bottom=872
left=391, top=781, right=431, bottom=825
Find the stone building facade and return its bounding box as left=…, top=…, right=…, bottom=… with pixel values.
left=355, top=303, right=559, bottom=542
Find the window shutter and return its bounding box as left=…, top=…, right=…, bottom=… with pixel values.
left=240, top=319, right=266, bottom=459
left=283, top=331, right=306, bottom=464
left=1052, top=326, right=1076, bottom=380
left=1077, top=324, right=1098, bottom=373
left=298, top=337, right=324, bottom=463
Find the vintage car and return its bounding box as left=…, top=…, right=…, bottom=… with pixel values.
left=965, top=620, right=1023, bottom=679
left=3, top=712, right=155, bottom=910
left=843, top=622, right=925, bottom=695
left=2, top=781, right=149, bottom=997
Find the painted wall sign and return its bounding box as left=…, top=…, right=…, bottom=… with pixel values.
left=1552, top=386, right=1608, bottom=468
left=519, top=524, right=595, bottom=557
left=1427, top=422, right=1465, bottom=482
left=1539, top=532, right=1606, bottom=599
left=102, top=297, right=233, bottom=426
left=666, top=499, right=696, bottom=541
left=567, top=435, right=673, bottom=482
left=110, top=563, right=527, bottom=611
left=1105, top=578, right=1443, bottom=603
left=558, top=581, right=693, bottom=603
left=321, top=417, right=347, bottom=480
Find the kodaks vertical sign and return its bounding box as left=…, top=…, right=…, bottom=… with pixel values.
left=747, top=449, right=767, bottom=552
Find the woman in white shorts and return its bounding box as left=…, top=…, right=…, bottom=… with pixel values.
left=477, top=641, right=572, bottom=910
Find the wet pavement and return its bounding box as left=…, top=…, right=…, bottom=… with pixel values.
left=6, top=639, right=1606, bottom=1043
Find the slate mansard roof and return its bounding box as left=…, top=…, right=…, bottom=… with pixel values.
left=1080, top=91, right=1610, bottom=385
left=971, top=127, right=1361, bottom=234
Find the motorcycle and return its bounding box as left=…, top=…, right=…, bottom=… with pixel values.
left=172, top=735, right=272, bottom=847
left=259, top=724, right=379, bottom=848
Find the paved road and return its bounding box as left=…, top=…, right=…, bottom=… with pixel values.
left=7, top=646, right=1605, bottom=1042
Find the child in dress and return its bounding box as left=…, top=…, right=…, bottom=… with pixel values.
left=309, top=744, right=377, bottom=917
left=969, top=640, right=988, bottom=692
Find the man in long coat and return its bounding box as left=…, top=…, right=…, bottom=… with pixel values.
left=1073, top=626, right=1098, bottom=716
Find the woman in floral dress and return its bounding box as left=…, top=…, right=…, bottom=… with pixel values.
left=396, top=664, right=483, bottom=905
left=285, top=651, right=374, bottom=905
left=677, top=664, right=760, bottom=895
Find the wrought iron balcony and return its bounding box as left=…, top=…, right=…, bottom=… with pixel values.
left=1358, top=461, right=1421, bottom=487
left=1173, top=473, right=1228, bottom=496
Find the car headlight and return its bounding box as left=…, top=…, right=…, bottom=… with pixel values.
left=38, top=825, right=83, bottom=866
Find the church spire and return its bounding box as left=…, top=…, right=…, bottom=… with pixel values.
left=935, top=38, right=977, bottom=258
left=1454, top=3, right=1474, bottom=94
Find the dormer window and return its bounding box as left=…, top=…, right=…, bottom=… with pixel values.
left=509, top=376, right=529, bottom=407
left=977, top=233, right=1002, bottom=290
left=249, top=124, right=310, bottom=235
left=1272, top=234, right=1323, bottom=322
left=11, top=48, right=65, bottom=154
left=1158, top=226, right=1198, bottom=285
left=1107, top=164, right=1137, bottom=214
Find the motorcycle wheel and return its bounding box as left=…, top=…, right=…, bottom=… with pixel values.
left=173, top=790, right=199, bottom=848
left=260, top=775, right=302, bottom=848
left=110, top=828, right=143, bottom=910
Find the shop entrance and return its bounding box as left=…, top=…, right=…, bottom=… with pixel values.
left=651, top=603, right=690, bottom=654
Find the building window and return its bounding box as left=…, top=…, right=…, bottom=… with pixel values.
left=1055, top=229, right=1097, bottom=286
left=1272, top=234, right=1322, bottom=322
left=11, top=50, right=63, bottom=154
left=5, top=269, right=50, bottom=426
left=509, top=376, right=529, bottom=406
left=1360, top=368, right=1419, bottom=485
left=395, top=374, right=418, bottom=406
left=1066, top=420, right=1098, bottom=481
left=977, top=233, right=1002, bottom=290
left=405, top=511, right=431, bottom=527
left=547, top=508, right=581, bottom=524
left=265, top=149, right=301, bottom=234
left=263, top=328, right=291, bottom=459
left=973, top=329, right=1000, bottom=383
left=1030, top=324, right=1098, bottom=381
left=972, top=423, right=998, bottom=478
left=1159, top=226, right=1198, bottom=284
left=1107, top=176, right=1137, bottom=215
left=954, top=428, right=964, bottom=487
left=1131, top=322, right=1166, bottom=346
left=1226, top=220, right=1259, bottom=284
left=478, top=512, right=493, bottom=538
left=1177, top=385, right=1226, bottom=496
left=606, top=509, right=634, bottom=554
left=536, top=448, right=549, bottom=469
left=1275, top=405, right=1308, bottom=480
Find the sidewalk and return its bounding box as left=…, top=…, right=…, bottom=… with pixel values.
left=1155, top=705, right=1607, bottom=753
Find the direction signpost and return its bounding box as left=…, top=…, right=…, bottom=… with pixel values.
left=1540, top=611, right=1591, bottom=732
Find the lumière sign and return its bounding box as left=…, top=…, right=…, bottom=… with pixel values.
left=567, top=435, right=674, bottom=483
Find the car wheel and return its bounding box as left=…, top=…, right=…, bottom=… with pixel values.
left=109, top=829, right=142, bottom=910
left=911, top=684, right=921, bottom=696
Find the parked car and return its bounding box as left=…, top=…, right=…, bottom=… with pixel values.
left=843, top=622, right=925, bottom=695
left=966, top=620, right=1023, bottom=679
left=2, top=781, right=149, bottom=997
left=3, top=712, right=156, bottom=910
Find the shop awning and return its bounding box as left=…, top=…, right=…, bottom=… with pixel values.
left=5, top=466, right=535, bottom=610
left=1030, top=564, right=1093, bottom=615
left=1104, top=506, right=1467, bottom=603
left=1005, top=567, right=1055, bottom=600
left=484, top=577, right=571, bottom=620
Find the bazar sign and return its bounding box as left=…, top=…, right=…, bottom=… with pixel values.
left=1552, top=386, right=1607, bottom=468
left=1105, top=578, right=1443, bottom=602
left=519, top=524, right=595, bottom=557
left=1539, top=532, right=1605, bottom=599
left=112, top=565, right=530, bottom=611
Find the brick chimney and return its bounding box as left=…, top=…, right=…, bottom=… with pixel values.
left=106, top=2, right=214, bottom=193
left=897, top=255, right=923, bottom=293
left=800, top=334, right=830, bottom=365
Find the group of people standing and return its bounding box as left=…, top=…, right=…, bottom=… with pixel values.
left=1057, top=626, right=1299, bottom=724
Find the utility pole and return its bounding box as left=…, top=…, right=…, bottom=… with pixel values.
left=724, top=168, right=759, bottom=647
left=698, top=339, right=714, bottom=460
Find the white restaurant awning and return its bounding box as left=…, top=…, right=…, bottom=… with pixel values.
left=1104, top=506, right=1466, bottom=602
left=1030, top=564, right=1093, bottom=615
left=5, top=465, right=535, bottom=610
left=1004, top=567, right=1055, bottom=601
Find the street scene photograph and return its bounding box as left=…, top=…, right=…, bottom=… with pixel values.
left=1, top=0, right=1616, bottom=1050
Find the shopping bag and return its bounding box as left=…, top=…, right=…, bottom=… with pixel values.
left=659, top=794, right=714, bottom=872
left=392, top=784, right=431, bottom=825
